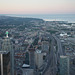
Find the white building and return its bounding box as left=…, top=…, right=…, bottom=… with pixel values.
left=22, top=64, right=34, bottom=75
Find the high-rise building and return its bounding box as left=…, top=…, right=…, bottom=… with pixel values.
left=29, top=48, right=35, bottom=69
left=0, top=31, right=14, bottom=75
left=22, top=64, right=34, bottom=75
left=59, top=56, right=70, bottom=75
left=0, top=51, right=10, bottom=75
left=34, top=49, right=46, bottom=69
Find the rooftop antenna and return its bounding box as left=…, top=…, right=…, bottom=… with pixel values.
left=6, top=31, right=8, bottom=38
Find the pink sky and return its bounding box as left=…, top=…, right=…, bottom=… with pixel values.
left=0, top=0, right=75, bottom=14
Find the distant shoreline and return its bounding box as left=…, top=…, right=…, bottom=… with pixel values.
left=0, top=14, right=75, bottom=23
left=44, top=19, right=68, bottom=22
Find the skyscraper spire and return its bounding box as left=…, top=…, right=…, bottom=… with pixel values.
left=6, top=31, right=8, bottom=38
left=1, top=33, right=14, bottom=75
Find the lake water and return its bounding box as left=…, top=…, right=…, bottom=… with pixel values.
left=0, top=14, right=75, bottom=23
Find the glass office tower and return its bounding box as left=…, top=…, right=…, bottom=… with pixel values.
left=0, top=31, right=14, bottom=75
left=59, top=56, right=70, bottom=75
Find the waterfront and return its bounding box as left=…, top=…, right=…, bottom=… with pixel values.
left=0, top=14, right=75, bottom=23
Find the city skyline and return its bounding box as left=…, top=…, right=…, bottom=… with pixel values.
left=0, top=0, right=75, bottom=14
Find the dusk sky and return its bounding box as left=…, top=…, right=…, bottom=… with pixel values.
left=0, top=0, right=75, bottom=14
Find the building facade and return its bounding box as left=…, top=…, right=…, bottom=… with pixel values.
left=59, top=56, right=70, bottom=75
left=0, top=32, right=14, bottom=75
left=34, top=50, right=45, bottom=69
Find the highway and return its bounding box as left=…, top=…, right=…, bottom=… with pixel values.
left=52, top=34, right=63, bottom=55
left=41, top=34, right=57, bottom=75
left=40, top=34, right=64, bottom=75
left=25, top=34, right=63, bottom=75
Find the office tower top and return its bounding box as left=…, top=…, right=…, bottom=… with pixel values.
left=1, top=31, right=13, bottom=52
left=6, top=31, right=8, bottom=38
left=0, top=31, right=14, bottom=75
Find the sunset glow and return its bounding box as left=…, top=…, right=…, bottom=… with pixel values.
left=0, top=0, right=75, bottom=14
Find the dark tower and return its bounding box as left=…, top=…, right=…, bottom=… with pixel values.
left=29, top=45, right=35, bottom=69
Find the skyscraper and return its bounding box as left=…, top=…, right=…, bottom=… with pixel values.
left=59, top=56, right=70, bottom=75
left=0, top=31, right=14, bottom=75
left=0, top=51, right=10, bottom=75
left=34, top=49, right=45, bottom=69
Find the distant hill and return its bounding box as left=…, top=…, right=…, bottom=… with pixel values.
left=0, top=16, right=44, bottom=26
